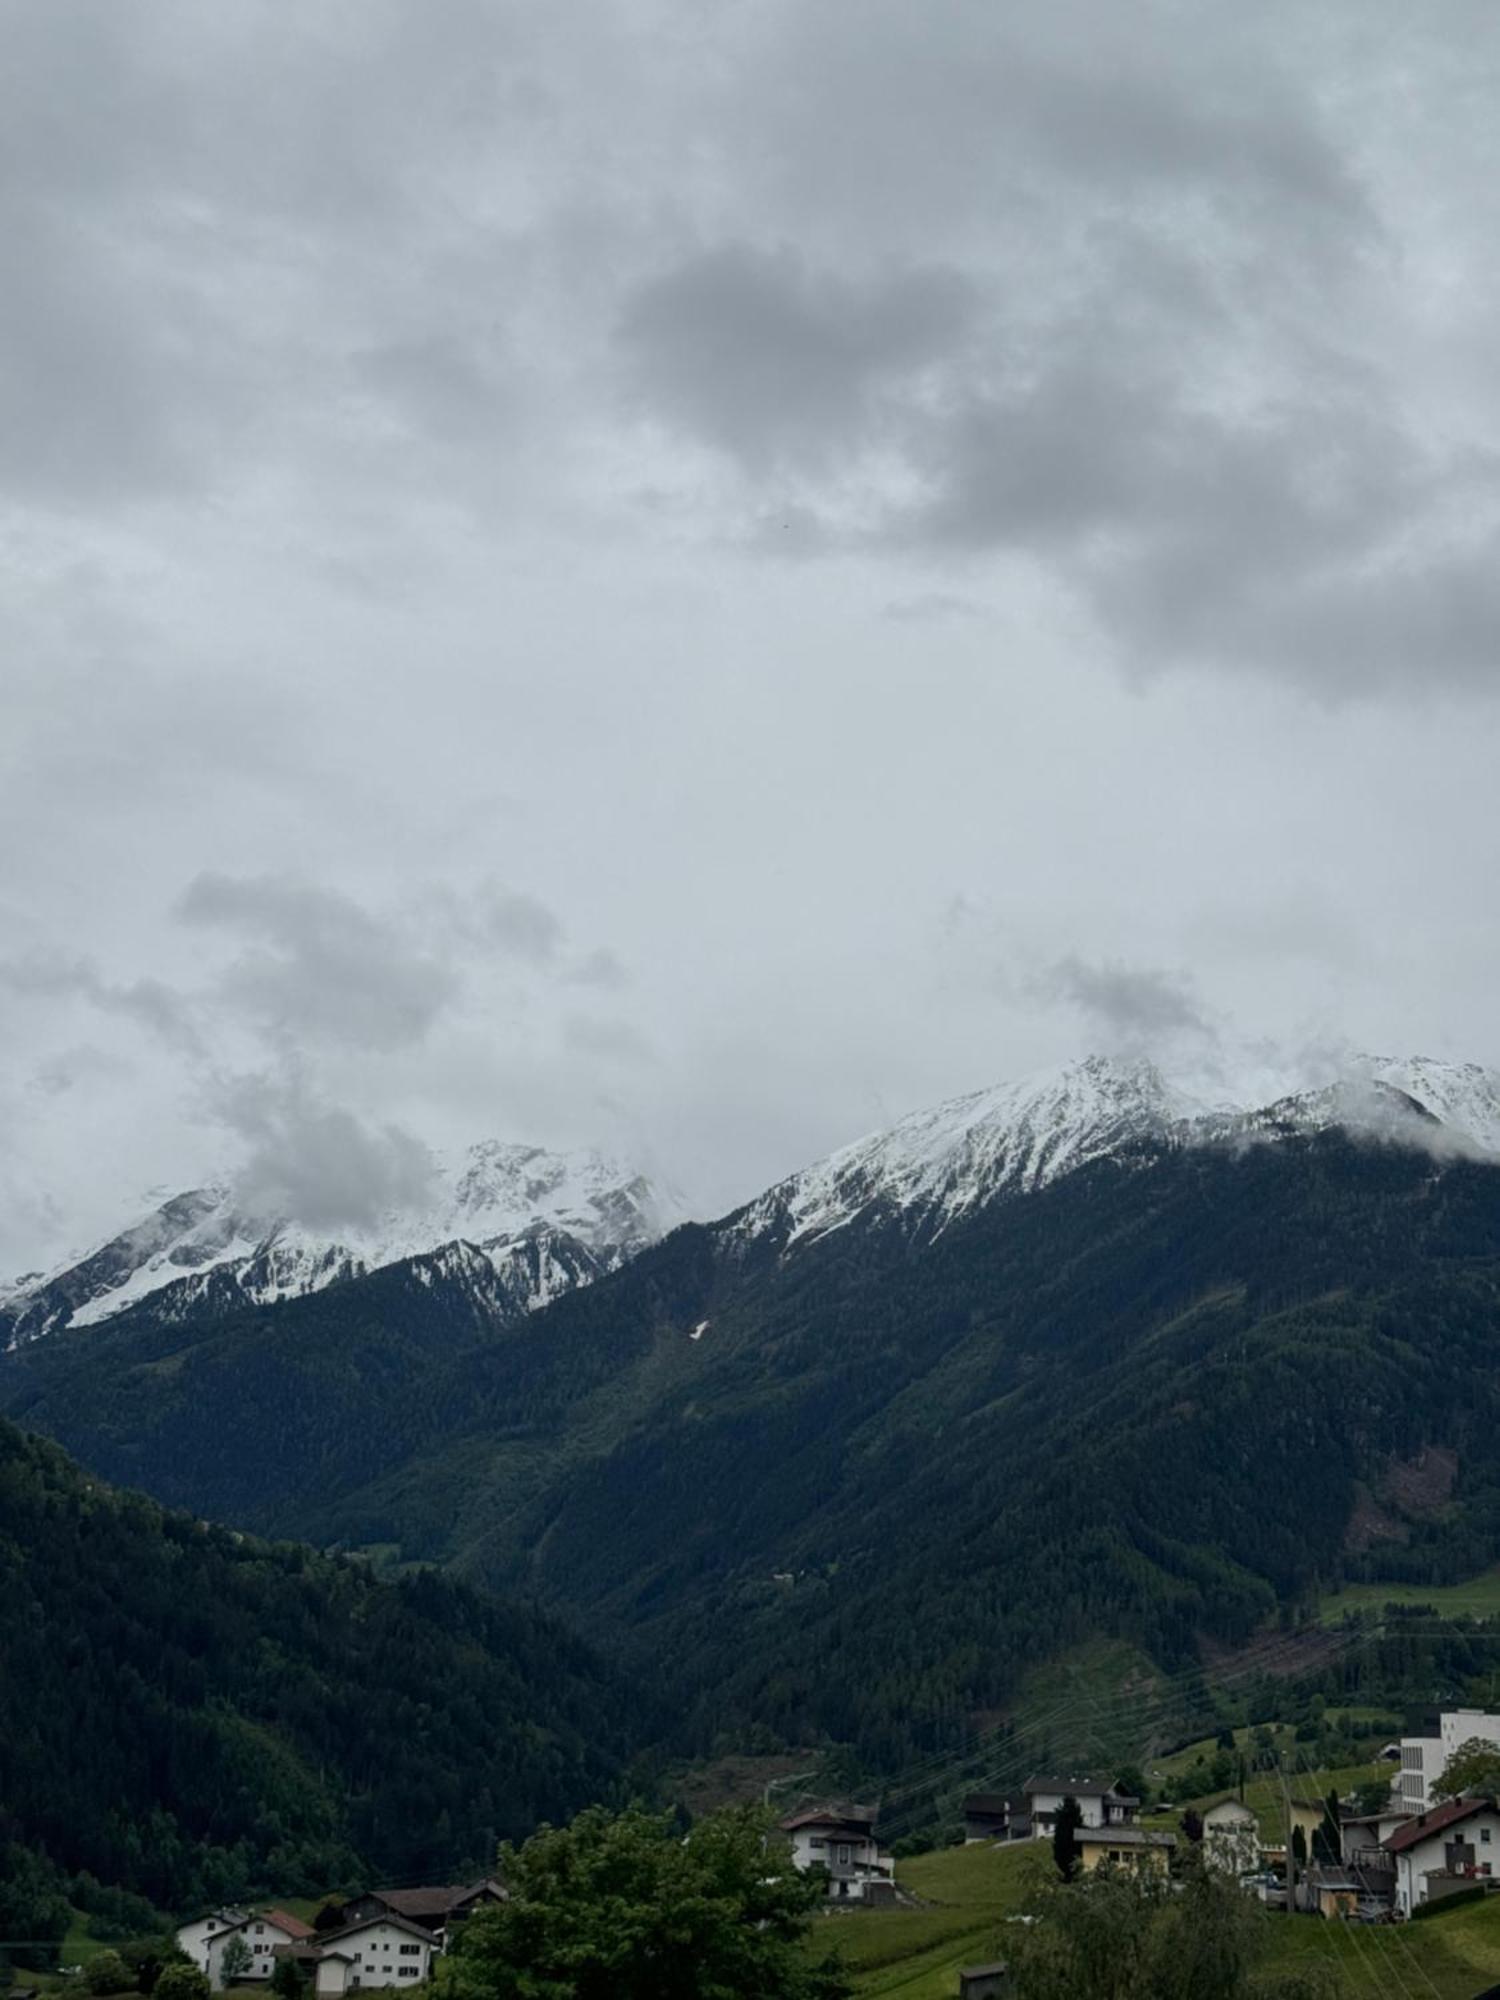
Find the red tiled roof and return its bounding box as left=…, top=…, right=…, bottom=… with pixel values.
left=1384, top=1797, right=1498, bottom=1854
left=263, top=1911, right=316, bottom=1942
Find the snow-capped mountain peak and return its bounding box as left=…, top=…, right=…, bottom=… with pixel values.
left=731, top=1050, right=1500, bottom=1254
left=2, top=1140, right=685, bottom=1347
left=734, top=1053, right=1216, bottom=1249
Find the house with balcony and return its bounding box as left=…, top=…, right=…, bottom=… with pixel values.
left=1382, top=1796, right=1500, bottom=1917
left=780, top=1804, right=896, bottom=1903
left=1022, top=1777, right=1140, bottom=1838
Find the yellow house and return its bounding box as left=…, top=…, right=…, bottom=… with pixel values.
left=1076, top=1827, right=1176, bottom=1875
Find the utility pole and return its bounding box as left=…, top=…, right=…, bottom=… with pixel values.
left=1277, top=1756, right=1297, bottom=1917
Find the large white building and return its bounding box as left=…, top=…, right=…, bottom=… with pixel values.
left=1398, top=1709, right=1500, bottom=1810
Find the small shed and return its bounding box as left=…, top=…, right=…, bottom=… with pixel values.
left=958, top=1962, right=1008, bottom=2000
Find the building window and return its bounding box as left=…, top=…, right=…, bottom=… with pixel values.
left=399, top=1946, right=420, bottom=1956
left=398, top=1971, right=417, bottom=1980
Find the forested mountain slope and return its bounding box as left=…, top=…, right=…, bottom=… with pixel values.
left=9, top=1057, right=1500, bottom=1779
left=0, top=1420, right=646, bottom=1918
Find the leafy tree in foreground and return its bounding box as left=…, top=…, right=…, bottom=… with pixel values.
left=1435, top=1736, right=1500, bottom=1800
left=1051, top=1796, right=1083, bottom=1883
left=153, top=1968, right=210, bottom=2000
left=270, top=1954, right=305, bottom=2000
left=447, top=1804, right=850, bottom=2000
left=85, top=1951, right=132, bottom=1994
left=1007, top=1852, right=1337, bottom=2000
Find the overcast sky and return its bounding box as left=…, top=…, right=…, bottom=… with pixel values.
left=6, top=0, right=1500, bottom=1271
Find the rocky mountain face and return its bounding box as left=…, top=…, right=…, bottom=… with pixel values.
left=1, top=1142, right=684, bottom=1348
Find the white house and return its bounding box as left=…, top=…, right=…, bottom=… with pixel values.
left=1383, top=1797, right=1500, bottom=1917
left=1022, top=1778, right=1140, bottom=1838
left=780, top=1805, right=896, bottom=1903
left=176, top=1914, right=248, bottom=1976
left=307, top=1914, right=439, bottom=1991
left=1398, top=1709, right=1500, bottom=1810
left=178, top=1911, right=317, bottom=1989
left=1201, top=1799, right=1260, bottom=1874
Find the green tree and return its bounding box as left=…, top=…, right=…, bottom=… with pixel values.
left=1351, top=1777, right=1392, bottom=1817
left=86, top=1952, right=131, bottom=1995
left=1434, top=1736, right=1500, bottom=1800
left=218, top=1936, right=252, bottom=1987
left=154, top=1965, right=211, bottom=2000
left=0, top=1845, right=71, bottom=1971
left=1113, top=1767, right=1149, bottom=1807
left=1007, top=1849, right=1337, bottom=2000
left=448, top=1804, right=849, bottom=2000
left=270, top=1956, right=304, bottom=2000
left=1051, top=1797, right=1083, bottom=1883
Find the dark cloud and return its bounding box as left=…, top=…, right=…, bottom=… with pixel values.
left=177, top=873, right=457, bottom=1051
left=471, top=885, right=565, bottom=965
left=0, top=951, right=202, bottom=1052
left=617, top=244, right=977, bottom=473
left=210, top=1068, right=434, bottom=1230
left=1031, top=956, right=1216, bottom=1048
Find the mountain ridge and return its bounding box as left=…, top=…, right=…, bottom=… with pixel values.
left=2, top=1140, right=685, bottom=1348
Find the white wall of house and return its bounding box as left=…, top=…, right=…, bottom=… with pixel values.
left=787, top=1823, right=893, bottom=1902
left=314, top=1955, right=354, bottom=1996
left=1390, top=1806, right=1500, bottom=1917
left=1202, top=1802, right=1260, bottom=1874
left=1028, top=1789, right=1109, bottom=1832
left=327, top=1918, right=434, bottom=1986
left=205, top=1917, right=302, bottom=1989
left=176, top=1916, right=245, bottom=1976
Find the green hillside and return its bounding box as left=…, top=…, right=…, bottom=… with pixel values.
left=0, top=1419, right=646, bottom=1935
left=828, top=1841, right=1500, bottom=2000
left=9, top=1133, right=1500, bottom=1781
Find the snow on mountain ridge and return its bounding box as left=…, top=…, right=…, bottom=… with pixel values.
left=732, top=1051, right=1500, bottom=1253
left=3, top=1140, right=684, bottom=1346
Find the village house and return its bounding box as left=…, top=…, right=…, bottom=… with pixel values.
left=780, top=1805, right=897, bottom=1903
left=1022, top=1777, right=1140, bottom=1838
left=1200, top=1798, right=1260, bottom=1875
left=1383, top=1796, right=1500, bottom=1918
left=177, top=1910, right=317, bottom=1989
left=1074, top=1826, right=1175, bottom=1876
left=175, top=1913, right=248, bottom=1974
left=301, top=1914, right=439, bottom=1993
left=1397, top=1708, right=1500, bottom=1811
left=336, top=1882, right=506, bottom=1940
left=962, top=1795, right=1028, bottom=1843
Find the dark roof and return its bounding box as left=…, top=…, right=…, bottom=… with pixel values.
left=963, top=1795, right=1015, bottom=1816
left=1023, top=1776, right=1127, bottom=1800
left=364, top=1885, right=474, bottom=1915
left=1384, top=1797, right=1500, bottom=1854
left=1076, top=1827, right=1174, bottom=1848
left=960, top=1964, right=1009, bottom=1979
left=317, top=1914, right=439, bottom=1949
left=781, top=1803, right=878, bottom=1835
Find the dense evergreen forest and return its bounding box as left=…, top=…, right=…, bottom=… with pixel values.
left=8, top=1132, right=1500, bottom=1783
left=0, top=1421, right=648, bottom=1934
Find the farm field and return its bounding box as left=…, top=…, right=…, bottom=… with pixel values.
left=831, top=1838, right=1500, bottom=1999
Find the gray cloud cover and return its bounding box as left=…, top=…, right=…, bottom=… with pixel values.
left=4, top=0, right=1500, bottom=1269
